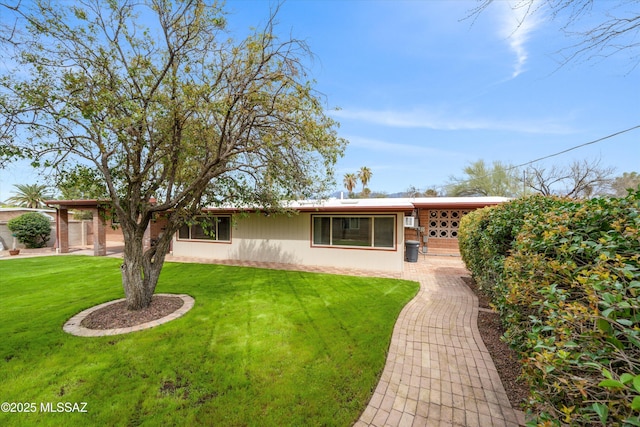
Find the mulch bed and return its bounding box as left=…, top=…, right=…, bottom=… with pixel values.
left=80, top=295, right=184, bottom=330
left=462, top=275, right=530, bottom=409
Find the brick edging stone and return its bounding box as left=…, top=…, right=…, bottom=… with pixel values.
left=63, top=294, right=195, bottom=337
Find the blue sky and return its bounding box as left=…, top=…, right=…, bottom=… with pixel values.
left=0, top=0, right=638, bottom=201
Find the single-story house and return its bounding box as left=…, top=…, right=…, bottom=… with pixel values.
left=171, top=197, right=509, bottom=273
left=45, top=197, right=508, bottom=272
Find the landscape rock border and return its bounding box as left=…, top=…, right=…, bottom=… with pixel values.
left=63, top=294, right=195, bottom=337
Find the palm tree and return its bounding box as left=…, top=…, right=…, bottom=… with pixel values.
left=343, top=173, right=357, bottom=196
left=358, top=166, right=372, bottom=193
left=6, top=183, right=52, bottom=208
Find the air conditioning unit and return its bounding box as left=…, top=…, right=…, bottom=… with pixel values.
left=404, top=216, right=418, bottom=228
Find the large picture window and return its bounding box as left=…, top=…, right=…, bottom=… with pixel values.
left=312, top=215, right=395, bottom=249
left=178, top=216, right=231, bottom=242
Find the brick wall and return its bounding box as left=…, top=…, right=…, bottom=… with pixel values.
left=403, top=208, right=474, bottom=255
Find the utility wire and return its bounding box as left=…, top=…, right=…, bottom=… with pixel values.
left=434, top=124, right=640, bottom=193
left=508, top=124, right=640, bottom=171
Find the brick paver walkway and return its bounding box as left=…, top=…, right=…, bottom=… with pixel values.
left=355, top=257, right=525, bottom=427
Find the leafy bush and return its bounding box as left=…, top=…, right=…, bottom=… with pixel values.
left=459, top=190, right=640, bottom=425
left=7, top=212, right=52, bottom=248
left=459, top=195, right=566, bottom=314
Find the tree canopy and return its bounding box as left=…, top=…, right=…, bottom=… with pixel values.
left=5, top=183, right=52, bottom=208
left=55, top=165, right=110, bottom=201
left=343, top=173, right=357, bottom=195
left=445, top=160, right=521, bottom=197
left=610, top=171, right=640, bottom=197
left=0, top=0, right=346, bottom=309
left=524, top=158, right=615, bottom=198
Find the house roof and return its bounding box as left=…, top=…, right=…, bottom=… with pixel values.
left=408, top=196, right=510, bottom=209
left=286, top=198, right=416, bottom=212
left=44, top=196, right=510, bottom=214
left=45, top=199, right=110, bottom=210
left=204, top=196, right=509, bottom=213
left=291, top=197, right=509, bottom=212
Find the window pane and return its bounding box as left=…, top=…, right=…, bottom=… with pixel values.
left=192, top=220, right=215, bottom=240
left=178, top=224, right=190, bottom=239
left=313, top=217, right=331, bottom=245
left=332, top=217, right=371, bottom=246
left=216, top=216, right=231, bottom=241
left=374, top=217, right=394, bottom=248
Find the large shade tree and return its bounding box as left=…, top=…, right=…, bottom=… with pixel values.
left=0, top=0, right=346, bottom=309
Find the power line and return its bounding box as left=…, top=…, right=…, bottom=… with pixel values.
left=435, top=124, right=640, bottom=193
left=508, top=124, right=640, bottom=171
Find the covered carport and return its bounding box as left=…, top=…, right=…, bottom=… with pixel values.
left=45, top=199, right=110, bottom=256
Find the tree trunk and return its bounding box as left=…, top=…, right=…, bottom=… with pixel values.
left=121, top=234, right=151, bottom=310
left=121, top=264, right=151, bottom=310
left=120, top=220, right=175, bottom=311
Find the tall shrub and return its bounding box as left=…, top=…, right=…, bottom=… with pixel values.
left=460, top=190, right=640, bottom=425
left=7, top=212, right=52, bottom=248
left=503, top=190, right=640, bottom=425
left=459, top=195, right=566, bottom=312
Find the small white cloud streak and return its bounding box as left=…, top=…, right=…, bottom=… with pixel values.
left=345, top=135, right=459, bottom=158
left=331, top=108, right=574, bottom=135
left=496, top=1, right=545, bottom=78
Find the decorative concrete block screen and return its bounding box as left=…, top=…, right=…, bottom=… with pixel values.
left=427, top=210, right=470, bottom=239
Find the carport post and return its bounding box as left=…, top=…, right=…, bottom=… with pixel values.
left=93, top=207, right=107, bottom=256
left=57, top=208, right=69, bottom=254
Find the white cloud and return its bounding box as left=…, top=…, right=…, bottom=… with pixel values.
left=495, top=1, right=545, bottom=78
left=331, top=108, right=574, bottom=134
left=345, top=135, right=459, bottom=158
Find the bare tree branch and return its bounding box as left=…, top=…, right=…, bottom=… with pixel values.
left=467, top=0, right=640, bottom=71
left=525, top=158, right=615, bottom=198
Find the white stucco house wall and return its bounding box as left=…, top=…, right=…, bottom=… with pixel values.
left=171, top=197, right=509, bottom=273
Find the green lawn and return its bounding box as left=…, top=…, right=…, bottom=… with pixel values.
left=0, top=256, right=418, bottom=426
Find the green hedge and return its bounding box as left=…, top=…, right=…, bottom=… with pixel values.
left=7, top=212, right=52, bottom=248
left=459, top=189, right=640, bottom=425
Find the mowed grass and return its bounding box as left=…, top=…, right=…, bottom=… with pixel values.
left=0, top=256, right=418, bottom=426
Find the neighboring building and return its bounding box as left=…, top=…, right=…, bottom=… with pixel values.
left=171, top=197, right=508, bottom=273
left=0, top=207, right=56, bottom=222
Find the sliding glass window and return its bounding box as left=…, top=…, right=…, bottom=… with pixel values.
left=178, top=216, right=231, bottom=242
left=312, top=215, right=395, bottom=249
